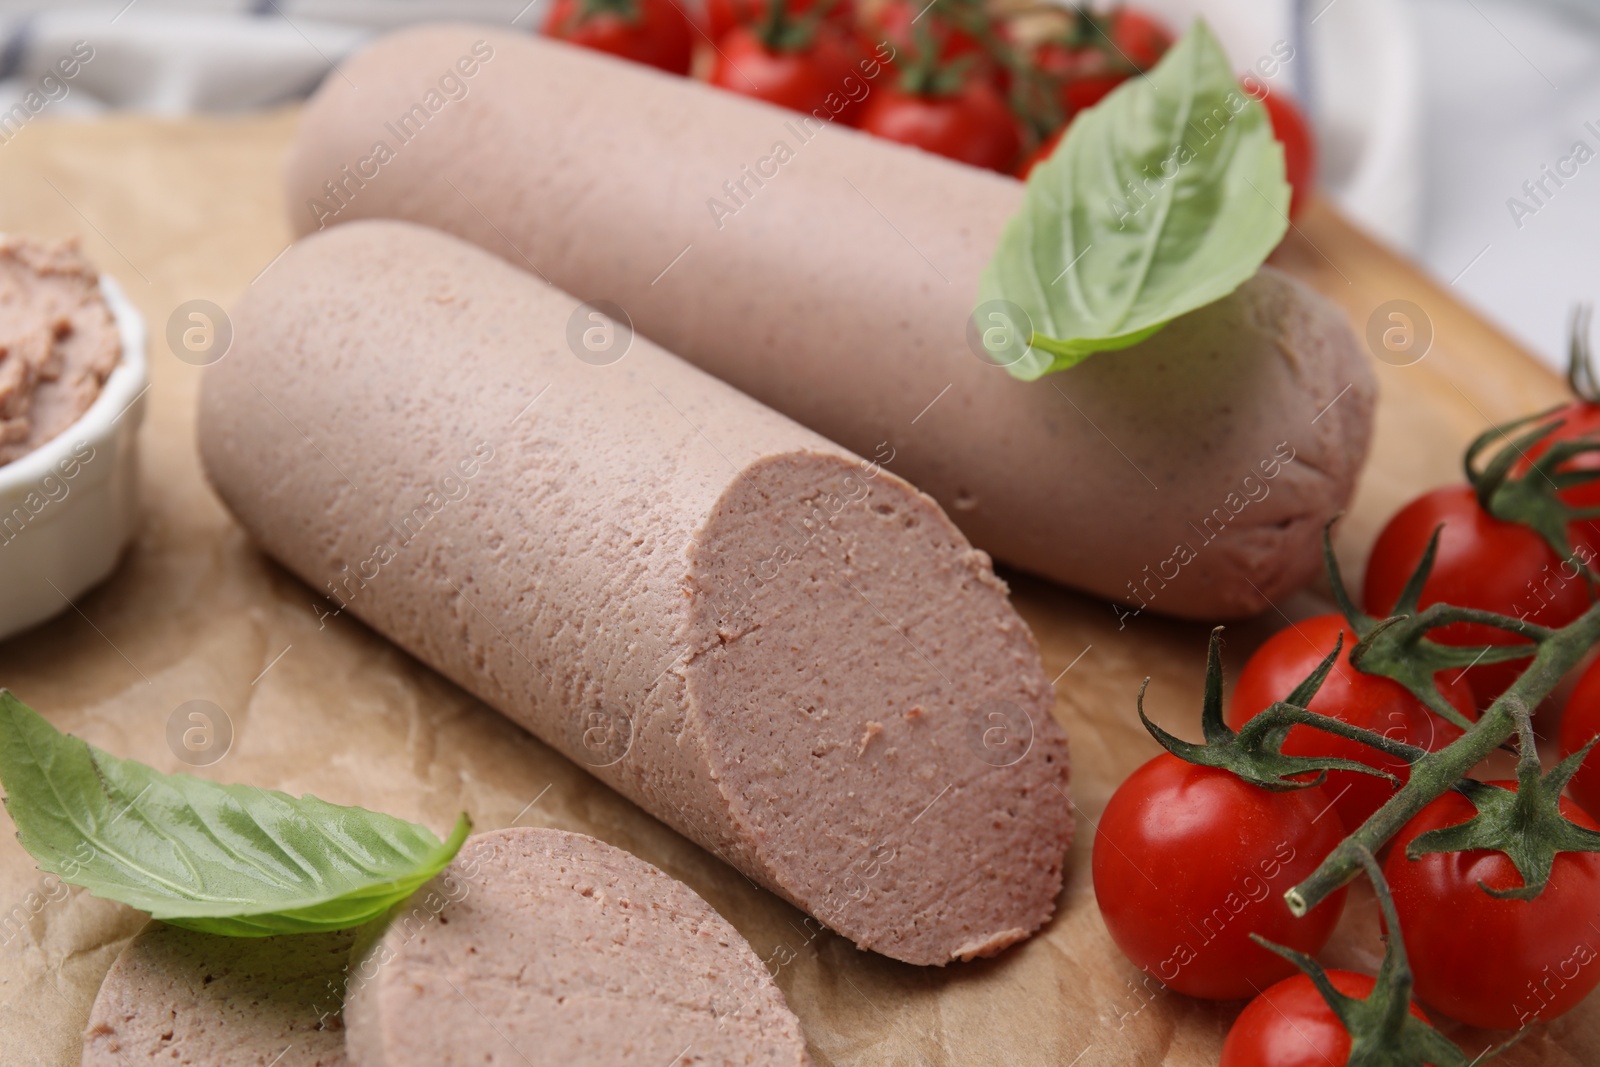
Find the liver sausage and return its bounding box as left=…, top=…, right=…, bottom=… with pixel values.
left=196, top=220, right=1072, bottom=966
left=281, top=26, right=1377, bottom=620
left=81, top=925, right=351, bottom=1066
left=344, top=828, right=811, bottom=1066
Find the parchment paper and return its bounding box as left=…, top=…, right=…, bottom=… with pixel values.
left=0, top=110, right=1595, bottom=1066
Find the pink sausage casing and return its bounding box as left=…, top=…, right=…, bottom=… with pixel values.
left=197, top=221, right=1072, bottom=966
left=283, top=26, right=1377, bottom=620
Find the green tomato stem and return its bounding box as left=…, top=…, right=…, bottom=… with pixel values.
left=1285, top=596, right=1600, bottom=917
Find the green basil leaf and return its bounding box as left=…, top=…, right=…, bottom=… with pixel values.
left=0, top=691, right=468, bottom=936
left=977, top=18, right=1291, bottom=379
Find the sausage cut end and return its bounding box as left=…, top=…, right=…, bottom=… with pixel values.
left=343, top=828, right=812, bottom=1067
left=683, top=451, right=1072, bottom=964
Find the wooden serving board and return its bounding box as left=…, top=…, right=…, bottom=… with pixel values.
left=0, top=111, right=1591, bottom=1067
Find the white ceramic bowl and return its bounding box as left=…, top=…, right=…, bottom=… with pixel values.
left=0, top=274, right=148, bottom=642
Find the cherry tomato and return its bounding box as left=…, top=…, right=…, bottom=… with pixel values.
left=1093, top=753, right=1348, bottom=1000
left=705, top=0, right=855, bottom=42
left=858, top=79, right=1021, bottom=172
left=1032, top=41, right=1128, bottom=114
left=1060, top=71, right=1129, bottom=114
left=1015, top=127, right=1063, bottom=179
left=1221, top=970, right=1430, bottom=1067
left=542, top=0, right=695, bottom=75
left=1033, top=8, right=1172, bottom=118
left=1517, top=397, right=1600, bottom=550
left=1384, top=783, right=1600, bottom=1029
left=1363, top=486, right=1596, bottom=709
left=1103, top=7, right=1172, bottom=71
left=1558, top=657, right=1600, bottom=819
left=709, top=26, right=867, bottom=124
left=1227, top=614, right=1476, bottom=832
left=1249, top=88, right=1316, bottom=220
left=871, top=0, right=995, bottom=81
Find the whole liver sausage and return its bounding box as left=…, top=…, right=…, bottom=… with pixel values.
left=197, top=221, right=1071, bottom=966
left=82, top=925, right=351, bottom=1066
left=344, top=828, right=811, bottom=1066
left=282, top=26, right=1377, bottom=620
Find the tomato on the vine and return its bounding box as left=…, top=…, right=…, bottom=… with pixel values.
left=1227, top=614, right=1475, bottom=832
left=1032, top=40, right=1125, bottom=114
left=1221, top=971, right=1430, bottom=1067
left=1384, top=784, right=1600, bottom=1029
left=871, top=0, right=993, bottom=75
left=1014, top=127, right=1063, bottom=179
left=1251, top=87, right=1315, bottom=220
left=1093, top=753, right=1347, bottom=1000
left=1100, top=7, right=1172, bottom=70
left=1558, top=657, right=1600, bottom=819
left=1033, top=7, right=1172, bottom=117
left=1059, top=70, right=1127, bottom=114
left=709, top=25, right=867, bottom=124
left=542, top=0, right=695, bottom=74
left=705, top=0, right=854, bottom=42
left=1363, top=485, right=1596, bottom=709
left=1517, top=395, right=1600, bottom=550
left=858, top=79, right=1021, bottom=172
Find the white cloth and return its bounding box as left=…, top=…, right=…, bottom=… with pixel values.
left=0, top=2, right=537, bottom=114
left=1404, top=0, right=1600, bottom=369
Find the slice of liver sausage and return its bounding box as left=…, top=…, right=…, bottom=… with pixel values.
left=196, top=220, right=1071, bottom=966
left=344, top=828, right=811, bottom=1066
left=81, top=925, right=351, bottom=1066
left=282, top=26, right=1377, bottom=620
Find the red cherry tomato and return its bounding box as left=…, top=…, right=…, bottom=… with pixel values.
left=1093, top=753, right=1348, bottom=1000
left=1061, top=71, right=1129, bottom=114
left=542, top=0, right=695, bottom=75
left=1227, top=614, right=1476, bottom=832
left=705, top=0, right=854, bottom=43
left=1033, top=41, right=1128, bottom=114
left=872, top=0, right=986, bottom=63
left=1558, top=657, right=1600, bottom=819
left=1253, top=88, right=1316, bottom=220
left=709, top=26, right=867, bottom=124
left=1104, top=7, right=1172, bottom=71
left=1384, top=783, right=1600, bottom=1029
left=1033, top=8, right=1172, bottom=119
left=1363, top=486, right=1596, bottom=709
left=871, top=0, right=996, bottom=82
left=858, top=79, right=1021, bottom=172
left=1517, top=397, right=1600, bottom=550
left=1221, top=970, right=1430, bottom=1067
left=1015, top=127, right=1063, bottom=179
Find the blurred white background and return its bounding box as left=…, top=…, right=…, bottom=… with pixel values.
left=1403, top=0, right=1600, bottom=370
left=0, top=0, right=1590, bottom=370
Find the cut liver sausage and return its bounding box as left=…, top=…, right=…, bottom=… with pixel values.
left=81, top=925, right=351, bottom=1066
left=282, top=26, right=1377, bottom=620
left=344, top=828, right=811, bottom=1066
left=197, top=221, right=1072, bottom=966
